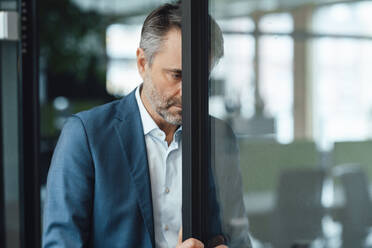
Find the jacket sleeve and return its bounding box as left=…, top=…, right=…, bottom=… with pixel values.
left=206, top=162, right=225, bottom=247
left=211, top=118, right=252, bottom=248
left=42, top=116, right=94, bottom=248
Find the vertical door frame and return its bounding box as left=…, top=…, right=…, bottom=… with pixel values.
left=19, top=0, right=41, bottom=247
left=181, top=0, right=210, bottom=243
left=0, top=41, right=5, bottom=248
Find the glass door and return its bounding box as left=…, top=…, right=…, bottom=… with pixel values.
left=187, top=0, right=372, bottom=248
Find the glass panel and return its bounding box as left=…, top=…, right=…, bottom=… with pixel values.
left=312, top=4, right=372, bottom=248
left=210, top=33, right=255, bottom=120
left=1, top=0, right=20, bottom=238
left=1, top=35, right=20, bottom=247
left=209, top=1, right=372, bottom=248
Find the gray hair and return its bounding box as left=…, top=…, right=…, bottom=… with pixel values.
left=139, top=1, right=224, bottom=68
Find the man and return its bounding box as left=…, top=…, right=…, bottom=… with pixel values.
left=43, top=1, right=251, bottom=248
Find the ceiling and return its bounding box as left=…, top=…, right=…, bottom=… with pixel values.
left=71, top=0, right=366, bottom=18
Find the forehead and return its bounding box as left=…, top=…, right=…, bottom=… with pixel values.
left=152, top=28, right=182, bottom=69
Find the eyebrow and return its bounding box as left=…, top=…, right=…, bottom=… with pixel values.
left=164, top=69, right=182, bottom=74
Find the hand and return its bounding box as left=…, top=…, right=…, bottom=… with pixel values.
left=176, top=229, right=228, bottom=248
left=176, top=228, right=204, bottom=248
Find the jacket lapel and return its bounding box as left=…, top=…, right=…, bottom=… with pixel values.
left=114, top=91, right=155, bottom=246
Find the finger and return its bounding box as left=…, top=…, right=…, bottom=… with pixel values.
left=182, top=238, right=204, bottom=248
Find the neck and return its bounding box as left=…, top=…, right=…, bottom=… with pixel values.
left=140, top=88, right=179, bottom=145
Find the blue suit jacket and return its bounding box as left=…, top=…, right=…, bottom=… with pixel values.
left=42, top=90, right=222, bottom=248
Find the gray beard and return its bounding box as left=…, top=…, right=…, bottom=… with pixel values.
left=142, top=76, right=182, bottom=126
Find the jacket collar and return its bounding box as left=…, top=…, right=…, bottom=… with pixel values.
left=114, top=89, right=155, bottom=246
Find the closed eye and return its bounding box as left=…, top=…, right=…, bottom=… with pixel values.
left=171, top=72, right=182, bottom=80
left=164, top=69, right=182, bottom=81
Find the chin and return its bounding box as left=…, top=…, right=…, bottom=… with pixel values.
left=166, top=115, right=182, bottom=125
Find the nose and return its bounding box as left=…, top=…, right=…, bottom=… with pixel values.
left=179, top=81, right=182, bottom=97
left=174, top=81, right=182, bottom=99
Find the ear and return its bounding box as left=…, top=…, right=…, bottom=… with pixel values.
left=136, top=48, right=148, bottom=80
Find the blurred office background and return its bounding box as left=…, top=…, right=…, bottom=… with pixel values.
left=208, top=0, right=372, bottom=247
left=2, top=0, right=372, bottom=247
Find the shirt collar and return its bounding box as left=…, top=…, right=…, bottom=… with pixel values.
left=135, top=85, right=159, bottom=135
left=174, top=126, right=182, bottom=143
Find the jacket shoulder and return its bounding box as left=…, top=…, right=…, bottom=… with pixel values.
left=74, top=98, right=121, bottom=124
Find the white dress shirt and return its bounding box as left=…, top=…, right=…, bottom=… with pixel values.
left=135, top=86, right=182, bottom=248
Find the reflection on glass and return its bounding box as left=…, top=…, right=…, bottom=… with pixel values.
left=209, top=1, right=372, bottom=248
left=209, top=2, right=252, bottom=248
left=210, top=33, right=255, bottom=120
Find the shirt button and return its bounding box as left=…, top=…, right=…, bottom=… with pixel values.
left=165, top=187, right=170, bottom=194
left=164, top=225, right=169, bottom=231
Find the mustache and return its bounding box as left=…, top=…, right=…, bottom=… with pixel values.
left=165, top=98, right=182, bottom=108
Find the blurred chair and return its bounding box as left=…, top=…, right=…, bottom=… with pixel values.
left=270, top=168, right=326, bottom=248
left=238, top=140, right=319, bottom=243
left=238, top=140, right=318, bottom=194
left=333, top=141, right=372, bottom=185
left=333, top=164, right=372, bottom=248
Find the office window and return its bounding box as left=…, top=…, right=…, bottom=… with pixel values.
left=208, top=4, right=326, bottom=248
left=259, top=13, right=294, bottom=143
left=313, top=2, right=372, bottom=36
left=218, top=17, right=255, bottom=33
left=312, top=2, right=372, bottom=150
left=259, top=12, right=293, bottom=33
left=209, top=17, right=255, bottom=120
left=106, top=24, right=142, bottom=96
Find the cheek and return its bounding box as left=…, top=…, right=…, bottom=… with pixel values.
left=149, top=70, right=179, bottom=101
left=150, top=77, right=170, bottom=97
